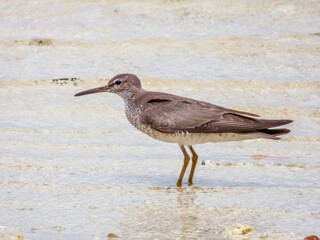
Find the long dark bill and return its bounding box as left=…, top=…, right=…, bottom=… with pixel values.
left=74, top=86, right=108, bottom=97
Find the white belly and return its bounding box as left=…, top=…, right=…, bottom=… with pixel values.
left=149, top=129, right=253, bottom=145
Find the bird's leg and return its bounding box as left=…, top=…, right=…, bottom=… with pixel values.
left=188, top=145, right=198, bottom=185
left=177, top=145, right=190, bottom=187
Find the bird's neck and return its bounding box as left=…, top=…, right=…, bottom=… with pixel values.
left=121, top=89, right=146, bottom=128
left=120, top=88, right=145, bottom=109
left=120, top=91, right=134, bottom=103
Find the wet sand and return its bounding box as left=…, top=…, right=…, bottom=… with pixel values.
left=1, top=0, right=320, bottom=239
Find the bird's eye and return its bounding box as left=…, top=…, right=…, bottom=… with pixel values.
left=114, top=79, right=121, bottom=85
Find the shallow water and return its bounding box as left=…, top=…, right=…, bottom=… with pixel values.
left=0, top=0, right=320, bottom=239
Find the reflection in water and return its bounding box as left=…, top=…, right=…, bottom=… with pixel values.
left=176, top=187, right=203, bottom=238
left=176, top=187, right=197, bottom=207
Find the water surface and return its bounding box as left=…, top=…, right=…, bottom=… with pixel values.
left=0, top=0, right=319, bottom=239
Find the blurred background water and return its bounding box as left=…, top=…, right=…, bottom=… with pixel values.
left=0, top=0, right=319, bottom=239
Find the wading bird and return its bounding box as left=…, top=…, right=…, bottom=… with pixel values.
left=75, top=73, right=292, bottom=186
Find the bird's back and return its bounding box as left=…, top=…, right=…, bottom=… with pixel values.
left=129, top=90, right=292, bottom=142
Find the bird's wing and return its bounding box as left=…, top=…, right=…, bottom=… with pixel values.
left=139, top=92, right=260, bottom=133
left=186, top=114, right=292, bottom=133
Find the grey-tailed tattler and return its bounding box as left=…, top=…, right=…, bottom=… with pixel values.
left=75, top=73, right=292, bottom=187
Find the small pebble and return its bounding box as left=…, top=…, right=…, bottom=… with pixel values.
left=29, top=38, right=53, bottom=46
left=304, top=236, right=320, bottom=240
left=107, top=233, right=119, bottom=238
left=201, top=160, right=213, bottom=165
left=229, top=224, right=253, bottom=235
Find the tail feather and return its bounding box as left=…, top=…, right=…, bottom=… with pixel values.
left=258, top=119, right=293, bottom=129
left=242, top=128, right=291, bottom=140
left=258, top=128, right=291, bottom=136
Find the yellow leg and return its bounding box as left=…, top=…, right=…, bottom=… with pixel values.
left=177, top=145, right=190, bottom=187
left=188, top=145, right=198, bottom=185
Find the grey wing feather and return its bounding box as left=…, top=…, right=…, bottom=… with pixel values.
left=139, top=92, right=262, bottom=133
left=140, top=93, right=292, bottom=133
left=141, top=102, right=224, bottom=132
left=187, top=114, right=293, bottom=133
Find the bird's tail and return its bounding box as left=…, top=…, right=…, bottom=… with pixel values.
left=242, top=128, right=291, bottom=140
left=258, top=128, right=291, bottom=136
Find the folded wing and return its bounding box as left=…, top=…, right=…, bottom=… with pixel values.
left=138, top=92, right=289, bottom=134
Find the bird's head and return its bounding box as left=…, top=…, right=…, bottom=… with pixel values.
left=74, top=73, right=142, bottom=97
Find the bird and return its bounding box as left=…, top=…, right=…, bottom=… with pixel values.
left=75, top=73, right=293, bottom=187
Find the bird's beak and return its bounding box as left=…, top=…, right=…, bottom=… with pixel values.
left=74, top=85, right=109, bottom=97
